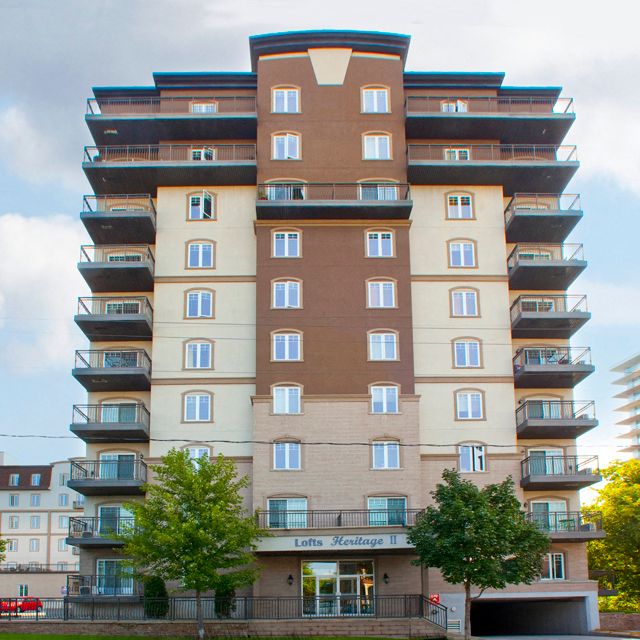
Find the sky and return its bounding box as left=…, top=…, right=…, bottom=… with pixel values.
left=0, top=0, right=638, bottom=480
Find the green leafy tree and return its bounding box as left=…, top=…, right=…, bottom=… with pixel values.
left=408, top=469, right=549, bottom=640
left=118, top=449, right=265, bottom=639
left=143, top=575, right=169, bottom=618
left=0, top=539, right=6, bottom=563
left=587, top=459, right=640, bottom=611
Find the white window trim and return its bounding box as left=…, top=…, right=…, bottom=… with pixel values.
left=185, top=446, right=211, bottom=461
left=187, top=242, right=214, bottom=269
left=183, top=393, right=212, bottom=422
left=371, top=385, right=399, bottom=414
left=372, top=441, right=400, bottom=469
left=186, top=291, right=213, bottom=318
left=272, top=88, right=300, bottom=113
left=366, top=230, right=394, bottom=258
left=272, top=386, right=302, bottom=414
left=453, top=339, right=481, bottom=368
left=456, top=391, right=484, bottom=420
left=273, top=281, right=301, bottom=309
left=362, top=88, right=390, bottom=113
left=273, top=231, right=301, bottom=258
left=541, top=552, right=565, bottom=581
left=185, top=341, right=212, bottom=369
left=369, top=332, right=398, bottom=361
left=188, top=191, right=214, bottom=220
left=363, top=134, right=391, bottom=160
left=367, top=281, right=396, bottom=308
left=449, top=241, right=476, bottom=268
left=272, top=333, right=302, bottom=361
left=273, top=441, right=301, bottom=470
left=459, top=444, right=486, bottom=472
left=447, top=194, right=474, bottom=219
left=272, top=133, right=300, bottom=160
left=451, top=290, right=478, bottom=317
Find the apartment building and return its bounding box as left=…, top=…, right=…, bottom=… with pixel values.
left=67, top=30, right=602, bottom=635
left=612, top=353, right=640, bottom=458
left=0, top=455, right=83, bottom=596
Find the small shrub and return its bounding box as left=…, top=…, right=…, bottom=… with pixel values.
left=143, top=575, right=169, bottom=618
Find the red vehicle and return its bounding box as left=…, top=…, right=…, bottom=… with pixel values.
left=0, top=598, right=43, bottom=613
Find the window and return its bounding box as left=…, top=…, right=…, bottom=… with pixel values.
left=456, top=390, right=484, bottom=420
left=191, top=146, right=216, bottom=161
left=451, top=290, right=478, bottom=317
left=30, top=516, right=40, bottom=529
left=362, top=87, right=389, bottom=113
left=7, top=539, right=17, bottom=552
left=18, top=584, right=28, bottom=597
left=368, top=497, right=406, bottom=526
left=30, top=494, right=40, bottom=507
left=8, top=473, right=19, bottom=486
left=190, top=101, right=217, bottom=113
left=30, top=474, right=41, bottom=487
left=273, top=332, right=301, bottom=361
left=369, top=332, right=398, bottom=361
left=363, top=134, right=391, bottom=160
left=541, top=552, right=565, bottom=580
left=187, top=242, right=214, bottom=268
left=8, top=516, right=19, bottom=529
left=371, top=385, right=399, bottom=414
left=59, top=494, right=69, bottom=507
left=185, top=446, right=210, bottom=461
left=360, top=183, right=398, bottom=201
left=9, top=494, right=19, bottom=507
left=59, top=516, right=69, bottom=529
left=267, top=497, right=307, bottom=529
left=273, top=281, right=301, bottom=309
left=372, top=441, right=400, bottom=469
left=186, top=290, right=213, bottom=318
left=273, top=386, right=301, bottom=414
left=444, top=147, right=470, bottom=161
left=441, top=99, right=468, bottom=113
left=447, top=194, right=473, bottom=219
left=267, top=182, right=305, bottom=201
left=527, top=449, right=565, bottom=475
left=58, top=538, right=68, bottom=552
left=453, top=339, right=481, bottom=368
left=184, top=393, right=211, bottom=422
left=459, top=445, right=486, bottom=472
left=57, top=562, right=68, bottom=572
left=449, top=241, right=476, bottom=267
left=29, top=539, right=39, bottom=553
left=366, top=231, right=394, bottom=257
left=273, top=231, right=300, bottom=258
left=185, top=341, right=212, bottom=369
left=367, top=280, right=396, bottom=308
left=272, top=133, right=300, bottom=160
left=188, top=191, right=214, bottom=220
left=59, top=473, right=69, bottom=487
left=272, top=87, right=300, bottom=113
left=273, top=442, right=301, bottom=470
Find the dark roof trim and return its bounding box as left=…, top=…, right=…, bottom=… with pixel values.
left=153, top=71, right=257, bottom=90
left=249, top=29, right=411, bottom=71
left=404, top=71, right=505, bottom=88
left=499, top=86, right=563, bottom=98
left=93, top=86, right=158, bottom=99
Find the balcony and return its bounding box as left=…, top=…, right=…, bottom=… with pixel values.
left=86, top=96, right=257, bottom=145
left=67, top=516, right=134, bottom=547
left=507, top=244, right=586, bottom=290
left=0, top=563, right=80, bottom=573
left=505, top=194, right=583, bottom=242
left=520, top=455, right=601, bottom=490
left=527, top=512, right=605, bottom=542
left=405, top=96, right=574, bottom=143
left=513, top=346, right=594, bottom=388
left=74, top=297, right=153, bottom=341
left=516, top=400, right=598, bottom=439
left=81, top=195, right=156, bottom=244
left=72, top=349, right=151, bottom=392
left=78, top=245, right=154, bottom=293
left=407, top=144, right=578, bottom=195
left=510, top=295, right=590, bottom=339
left=256, top=509, right=422, bottom=530
left=70, top=403, right=150, bottom=443
left=256, top=183, right=413, bottom=219
left=68, top=459, right=147, bottom=496
left=83, top=144, right=257, bottom=195
left=67, top=574, right=142, bottom=598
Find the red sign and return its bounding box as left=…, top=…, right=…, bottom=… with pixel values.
left=429, top=593, right=440, bottom=604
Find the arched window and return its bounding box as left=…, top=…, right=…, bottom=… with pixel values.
left=272, top=279, right=302, bottom=309
left=446, top=192, right=474, bottom=219
left=450, top=288, right=479, bottom=317
left=186, top=191, right=215, bottom=220
left=272, top=228, right=301, bottom=258
left=273, top=441, right=301, bottom=470
left=452, top=338, right=481, bottom=368
left=366, top=229, right=395, bottom=257
left=186, top=240, right=215, bottom=268
left=183, top=392, right=212, bottom=422
left=184, top=340, right=213, bottom=369
left=458, top=443, right=486, bottom=472
left=372, top=440, right=400, bottom=469
left=367, top=279, right=397, bottom=308
left=370, top=383, right=400, bottom=414
left=448, top=239, right=477, bottom=268
left=185, top=289, right=214, bottom=318
left=368, top=330, right=398, bottom=361
left=272, top=384, right=302, bottom=414
left=272, top=132, right=301, bottom=160
left=361, top=86, right=390, bottom=113
left=272, top=331, right=302, bottom=361
left=455, top=389, right=484, bottom=420
left=272, top=86, right=300, bottom=113
left=363, top=132, right=391, bottom=160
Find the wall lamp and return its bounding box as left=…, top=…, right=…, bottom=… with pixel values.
left=287, top=574, right=294, bottom=586
left=383, top=573, right=390, bottom=584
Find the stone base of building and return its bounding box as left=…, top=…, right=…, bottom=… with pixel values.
left=599, top=612, right=640, bottom=631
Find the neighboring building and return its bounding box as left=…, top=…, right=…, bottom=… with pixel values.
left=612, top=353, right=640, bottom=458
left=68, top=30, right=602, bottom=635
left=0, top=456, right=83, bottom=596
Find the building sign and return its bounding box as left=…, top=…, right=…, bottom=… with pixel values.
left=257, top=533, right=413, bottom=552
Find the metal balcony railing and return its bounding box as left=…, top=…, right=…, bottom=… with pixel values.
left=508, top=243, right=584, bottom=267
left=513, top=346, right=592, bottom=368
left=510, top=294, right=588, bottom=322
left=69, top=516, right=135, bottom=539
left=407, top=144, right=578, bottom=162
left=0, top=563, right=80, bottom=573
left=256, top=183, right=411, bottom=202
left=74, top=349, right=151, bottom=372
left=256, top=509, right=422, bottom=529
left=82, top=194, right=156, bottom=217
left=83, top=144, right=257, bottom=164
left=87, top=96, right=257, bottom=116
left=79, top=244, right=155, bottom=267
left=504, top=193, right=581, bottom=225
left=67, top=574, right=142, bottom=597
left=521, top=455, right=599, bottom=478
left=76, top=296, right=153, bottom=320
left=526, top=511, right=603, bottom=534
left=72, top=403, right=150, bottom=427
left=70, top=459, right=147, bottom=483
left=516, top=400, right=596, bottom=425
left=406, top=96, right=574, bottom=115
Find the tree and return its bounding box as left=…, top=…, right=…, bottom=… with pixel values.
left=118, top=449, right=265, bottom=639
left=587, top=459, right=640, bottom=610
left=0, top=539, right=6, bottom=563
left=408, top=469, right=549, bottom=640
left=143, top=575, right=169, bottom=618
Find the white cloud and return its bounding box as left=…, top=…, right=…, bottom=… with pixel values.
left=571, top=278, right=640, bottom=327
left=0, top=213, right=88, bottom=373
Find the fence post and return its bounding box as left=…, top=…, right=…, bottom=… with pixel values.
left=117, top=597, right=121, bottom=621
left=91, top=597, right=95, bottom=621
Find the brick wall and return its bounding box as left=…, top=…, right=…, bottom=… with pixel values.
left=599, top=612, right=640, bottom=631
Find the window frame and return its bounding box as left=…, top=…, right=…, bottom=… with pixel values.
left=272, top=229, right=301, bottom=258
left=367, top=496, right=407, bottom=526
left=185, top=289, right=215, bottom=319
left=59, top=493, right=69, bottom=507
left=182, top=392, right=213, bottom=423
left=30, top=515, right=40, bottom=529
left=361, top=86, right=390, bottom=114
left=186, top=240, right=215, bottom=269
left=370, top=384, right=400, bottom=414
left=272, top=132, right=301, bottom=160
left=368, top=330, right=399, bottom=361
left=452, top=338, right=482, bottom=368
left=272, top=385, right=302, bottom=415
left=450, top=288, right=479, bottom=317
left=272, top=331, right=303, bottom=362
left=459, top=444, right=486, bottom=472
left=272, top=87, right=301, bottom=114
left=8, top=474, right=19, bottom=487
left=30, top=494, right=41, bottom=507
left=372, top=440, right=400, bottom=470
left=540, top=552, right=565, bottom=580
left=441, top=99, right=468, bottom=113
left=448, top=239, right=477, bottom=268
left=187, top=190, right=215, bottom=221
left=366, top=279, right=397, bottom=309
left=184, top=446, right=211, bottom=461
left=184, top=340, right=214, bottom=370
left=8, top=516, right=19, bottom=529
left=273, top=441, right=301, bottom=470
left=363, top=132, right=392, bottom=160
left=446, top=193, right=475, bottom=220
left=272, top=279, right=302, bottom=309
left=444, top=147, right=471, bottom=161
left=455, top=389, right=485, bottom=421
left=9, top=494, right=19, bottom=507
left=365, top=229, right=395, bottom=258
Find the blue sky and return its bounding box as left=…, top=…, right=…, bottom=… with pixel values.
left=0, top=0, right=637, bottom=474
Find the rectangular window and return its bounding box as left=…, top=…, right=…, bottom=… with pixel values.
left=364, top=134, right=391, bottom=160
left=451, top=290, right=478, bottom=316
left=273, top=281, right=300, bottom=309
left=368, top=496, right=406, bottom=526
left=273, top=386, right=301, bottom=414
left=367, top=281, right=396, bottom=308
left=9, top=494, right=19, bottom=507
left=29, top=538, right=40, bottom=552
left=372, top=441, right=400, bottom=469
left=273, top=133, right=300, bottom=160
left=186, top=291, right=213, bottom=318
left=18, top=584, right=28, bottom=597
left=449, top=242, right=476, bottom=267
left=9, top=473, right=19, bottom=487
left=186, top=447, right=210, bottom=461
left=8, top=516, right=19, bottom=529
left=30, top=494, right=40, bottom=507
left=59, top=515, right=69, bottom=529
left=460, top=445, right=486, bottom=472
left=273, top=231, right=300, bottom=258
left=59, top=494, right=69, bottom=507
left=441, top=100, right=468, bottom=113
left=185, top=342, right=212, bottom=369
left=58, top=538, right=68, bottom=552
left=273, top=333, right=301, bottom=361
left=444, top=147, right=470, bottom=161
left=30, top=474, right=41, bottom=487
left=190, top=102, right=217, bottom=113
left=541, top=553, right=565, bottom=580
left=273, top=88, right=300, bottom=113
left=191, top=146, right=216, bottom=161
left=447, top=195, right=473, bottom=219
left=7, top=539, right=18, bottom=552
left=188, top=242, right=214, bottom=268
left=57, top=562, right=68, bottom=572
left=362, top=88, right=389, bottom=113
left=273, top=442, right=301, bottom=470
left=30, top=515, right=40, bottom=529
left=267, top=497, right=307, bottom=529
left=371, top=386, right=399, bottom=414
left=367, top=231, right=394, bottom=257
left=188, top=191, right=214, bottom=220
left=454, top=340, right=480, bottom=368
left=456, top=391, right=483, bottom=420
left=267, top=183, right=305, bottom=201
left=59, top=473, right=69, bottom=487
left=369, top=333, right=397, bottom=360
left=360, top=184, right=397, bottom=201
left=184, top=394, right=211, bottom=422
